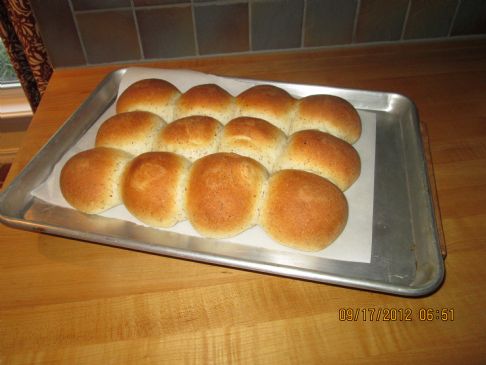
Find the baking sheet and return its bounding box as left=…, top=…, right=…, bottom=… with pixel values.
left=0, top=67, right=445, bottom=296
left=32, top=68, right=377, bottom=263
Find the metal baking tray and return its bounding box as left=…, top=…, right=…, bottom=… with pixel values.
left=0, top=68, right=444, bottom=296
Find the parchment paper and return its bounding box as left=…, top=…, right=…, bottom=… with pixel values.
left=33, top=68, right=376, bottom=263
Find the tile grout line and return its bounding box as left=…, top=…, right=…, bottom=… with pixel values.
left=448, top=0, right=462, bottom=37
left=74, top=3, right=191, bottom=14
left=248, top=0, right=253, bottom=51
left=193, top=0, right=247, bottom=6
left=351, top=0, right=361, bottom=43
left=130, top=0, right=145, bottom=60
left=400, top=0, right=412, bottom=40
left=191, top=0, right=200, bottom=56
left=74, top=6, right=132, bottom=14
left=300, top=0, right=307, bottom=48
left=67, top=0, right=89, bottom=65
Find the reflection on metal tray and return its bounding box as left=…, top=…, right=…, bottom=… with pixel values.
left=0, top=68, right=444, bottom=296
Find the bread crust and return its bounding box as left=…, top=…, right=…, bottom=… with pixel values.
left=95, top=111, right=166, bottom=156
left=174, top=84, right=235, bottom=124
left=116, top=79, right=180, bottom=122
left=275, top=130, right=361, bottom=191
left=121, top=152, right=190, bottom=227
left=185, top=153, right=268, bottom=238
left=236, top=85, right=296, bottom=134
left=155, top=115, right=223, bottom=162
left=219, top=117, right=286, bottom=172
left=260, top=169, right=348, bottom=251
left=291, top=94, right=361, bottom=144
left=60, top=147, right=133, bottom=214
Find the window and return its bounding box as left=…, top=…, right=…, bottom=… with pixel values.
left=0, top=39, right=19, bottom=85
left=1, top=38, right=32, bottom=173
left=0, top=38, right=31, bottom=117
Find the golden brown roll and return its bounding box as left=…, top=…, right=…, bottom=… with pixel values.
left=60, top=147, right=133, bottom=214
left=274, top=130, right=361, bottom=191
left=260, top=169, right=348, bottom=251
left=95, top=111, right=166, bottom=156
left=219, top=117, right=286, bottom=172
left=121, top=152, right=190, bottom=227
left=185, top=153, right=268, bottom=238
left=236, top=84, right=296, bottom=134
left=154, top=115, right=223, bottom=162
left=174, top=84, right=235, bottom=124
left=291, top=94, right=362, bottom=144
left=116, top=79, right=180, bottom=122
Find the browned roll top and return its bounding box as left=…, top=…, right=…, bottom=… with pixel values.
left=155, top=115, right=223, bottom=162
left=116, top=78, right=181, bottom=122
left=60, top=147, right=132, bottom=214
left=185, top=152, right=268, bottom=238
left=174, top=83, right=235, bottom=124
left=121, top=152, right=190, bottom=227
left=260, top=169, right=348, bottom=251
left=275, top=130, right=361, bottom=191
left=292, top=94, right=362, bottom=144
left=219, top=116, right=286, bottom=172
left=95, top=111, right=166, bottom=156
left=236, top=84, right=296, bottom=134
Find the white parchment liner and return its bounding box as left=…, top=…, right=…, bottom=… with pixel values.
left=33, top=68, right=376, bottom=263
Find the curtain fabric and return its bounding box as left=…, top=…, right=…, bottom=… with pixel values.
left=0, top=0, right=52, bottom=111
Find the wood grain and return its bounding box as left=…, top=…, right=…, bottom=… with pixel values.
left=1, top=38, right=486, bottom=364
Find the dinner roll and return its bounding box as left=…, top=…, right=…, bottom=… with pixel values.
left=236, top=85, right=296, bottom=134
left=122, top=152, right=190, bottom=227
left=185, top=153, right=268, bottom=238
left=260, top=169, right=348, bottom=251
left=155, top=116, right=223, bottom=162
left=174, top=84, right=235, bottom=124
left=275, top=130, right=360, bottom=191
left=291, top=94, right=361, bottom=144
left=95, top=111, right=166, bottom=156
left=60, top=147, right=132, bottom=214
left=116, top=79, right=180, bottom=122
left=219, top=117, right=286, bottom=172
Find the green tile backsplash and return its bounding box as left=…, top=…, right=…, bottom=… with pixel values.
left=195, top=2, right=249, bottom=54
left=451, top=0, right=486, bottom=35
left=251, top=0, right=304, bottom=50
left=356, top=0, right=409, bottom=42
left=76, top=10, right=141, bottom=63
left=304, top=0, right=357, bottom=46
left=137, top=6, right=196, bottom=58
left=404, top=0, right=458, bottom=40
left=29, top=0, right=86, bottom=67
left=30, top=0, right=486, bottom=68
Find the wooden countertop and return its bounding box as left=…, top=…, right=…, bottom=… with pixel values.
left=1, top=39, right=486, bottom=364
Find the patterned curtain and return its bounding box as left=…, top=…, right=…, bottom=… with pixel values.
left=0, top=0, right=52, bottom=111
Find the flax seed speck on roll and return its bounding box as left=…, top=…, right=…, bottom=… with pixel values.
left=116, top=79, right=180, bottom=122
left=95, top=111, right=166, bottom=156
left=185, top=153, right=268, bottom=238
left=174, top=84, right=235, bottom=124
left=260, top=169, right=348, bottom=252
left=291, top=94, right=362, bottom=144
left=236, top=85, right=296, bottom=134
left=121, top=152, right=190, bottom=228
left=275, top=130, right=361, bottom=191
left=60, top=147, right=133, bottom=214
left=219, top=117, right=286, bottom=172
left=155, top=115, right=223, bottom=162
